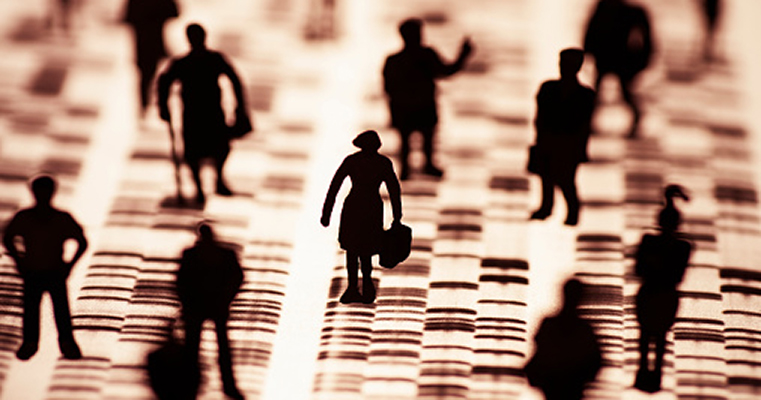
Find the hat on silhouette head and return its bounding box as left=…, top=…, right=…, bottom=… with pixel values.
left=399, top=18, right=422, bottom=45
left=30, top=175, right=56, bottom=205
left=186, top=23, right=207, bottom=49
left=353, top=130, right=382, bottom=151
left=560, top=48, right=585, bottom=75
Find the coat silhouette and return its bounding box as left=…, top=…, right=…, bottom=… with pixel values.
left=382, top=18, right=473, bottom=179
left=321, top=130, right=402, bottom=304
left=529, top=48, right=595, bottom=226
left=584, top=0, right=652, bottom=138
left=177, top=223, right=244, bottom=400
left=525, top=279, right=602, bottom=400
left=2, top=176, right=87, bottom=360
left=158, top=23, right=249, bottom=204
left=633, top=185, right=692, bottom=393
left=123, top=0, right=179, bottom=113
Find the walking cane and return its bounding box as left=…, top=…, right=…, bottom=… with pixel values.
left=166, top=120, right=185, bottom=205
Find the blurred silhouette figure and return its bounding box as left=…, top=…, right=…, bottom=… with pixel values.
left=158, top=23, right=249, bottom=204
left=633, top=185, right=692, bottom=393
left=529, top=49, right=595, bottom=226
left=46, top=0, right=73, bottom=33
left=321, top=130, right=403, bottom=304
left=584, top=0, right=652, bottom=138
left=123, top=0, right=179, bottom=114
left=177, top=223, right=244, bottom=400
left=524, top=279, right=602, bottom=400
left=2, top=176, right=87, bottom=360
left=383, top=18, right=473, bottom=180
left=701, top=0, right=721, bottom=62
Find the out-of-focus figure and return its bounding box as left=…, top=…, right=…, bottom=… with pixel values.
left=123, top=0, right=179, bottom=114
left=177, top=223, right=245, bottom=400
left=158, top=23, right=250, bottom=204
left=2, top=176, right=88, bottom=361
left=321, top=130, right=403, bottom=304
left=382, top=18, right=473, bottom=180
left=46, top=0, right=74, bottom=33
left=702, top=0, right=721, bottom=62
left=633, top=185, right=692, bottom=393
left=524, top=278, right=602, bottom=400
left=583, top=0, right=653, bottom=138
left=528, top=49, right=595, bottom=226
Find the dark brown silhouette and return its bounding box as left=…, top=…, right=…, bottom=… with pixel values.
left=524, top=279, right=602, bottom=400
left=177, top=223, right=244, bottom=400
left=123, top=0, right=179, bottom=113
left=633, top=185, right=692, bottom=393
left=2, top=176, right=87, bottom=360
left=702, top=0, right=721, bottom=62
left=158, top=23, right=249, bottom=204
left=382, top=18, right=473, bottom=180
left=529, top=49, right=595, bottom=226
left=321, top=130, right=403, bottom=304
left=584, top=0, right=652, bottom=138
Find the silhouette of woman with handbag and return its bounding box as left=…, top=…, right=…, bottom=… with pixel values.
left=321, top=130, right=403, bottom=304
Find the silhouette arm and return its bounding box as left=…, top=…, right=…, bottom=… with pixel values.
left=220, top=55, right=248, bottom=112
left=431, top=39, right=472, bottom=77
left=383, top=160, right=403, bottom=222
left=1, top=215, right=20, bottom=264
left=157, top=62, right=178, bottom=121
left=321, top=159, right=349, bottom=227
left=65, top=216, right=88, bottom=273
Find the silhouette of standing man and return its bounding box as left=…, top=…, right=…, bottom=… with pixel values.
left=158, top=23, right=248, bottom=204
left=529, top=49, right=595, bottom=226
left=322, top=130, right=403, bottom=304
left=2, top=176, right=87, bottom=360
left=177, top=223, right=244, bottom=400
left=123, top=0, right=179, bottom=114
left=584, top=0, right=652, bottom=138
left=633, top=185, right=692, bottom=393
left=383, top=18, right=473, bottom=180
left=524, top=279, right=602, bottom=400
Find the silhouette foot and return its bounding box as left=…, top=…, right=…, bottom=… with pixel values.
left=634, top=369, right=660, bottom=393
left=60, top=340, right=82, bottom=360
left=423, top=165, right=443, bottom=178
left=339, top=288, right=363, bottom=304
left=15, top=342, right=38, bottom=360
left=216, top=182, right=233, bottom=196
left=223, top=385, right=245, bottom=400
left=530, top=210, right=550, bottom=220
left=362, top=281, right=376, bottom=304
left=564, top=214, right=579, bottom=226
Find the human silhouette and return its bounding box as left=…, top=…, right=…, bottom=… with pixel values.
left=524, top=279, right=602, bottom=400
left=177, top=223, right=244, bottom=400
left=382, top=18, right=473, bottom=180
left=701, top=0, right=721, bottom=62
left=123, top=0, right=179, bottom=113
left=583, top=0, right=653, bottom=138
left=529, top=48, right=595, bottom=226
left=633, top=185, right=692, bottom=393
left=46, top=0, right=73, bottom=33
left=158, top=23, right=249, bottom=204
left=2, top=176, right=87, bottom=360
left=321, top=130, right=403, bottom=304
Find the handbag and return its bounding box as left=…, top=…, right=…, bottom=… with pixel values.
left=379, top=221, right=412, bottom=269
left=228, top=109, right=253, bottom=139
left=147, top=318, right=200, bottom=400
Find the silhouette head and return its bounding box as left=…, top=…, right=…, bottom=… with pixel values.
left=352, top=130, right=382, bottom=152
left=399, top=18, right=423, bottom=47
left=186, top=24, right=207, bottom=50
left=197, top=222, right=215, bottom=243
left=562, top=278, right=585, bottom=312
left=30, top=175, right=56, bottom=207
left=659, top=185, right=689, bottom=232
left=559, top=48, right=584, bottom=79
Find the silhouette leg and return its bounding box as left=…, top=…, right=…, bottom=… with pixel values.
left=634, top=330, right=657, bottom=392
left=398, top=129, right=412, bottom=180
left=421, top=126, right=443, bottom=177
left=340, top=252, right=362, bottom=304
left=18, top=278, right=44, bottom=360
left=214, top=148, right=233, bottom=196
left=214, top=317, right=244, bottom=400
left=559, top=168, right=580, bottom=226
left=651, top=334, right=666, bottom=391
left=619, top=75, right=641, bottom=138
left=49, top=278, right=80, bottom=359
left=186, top=158, right=205, bottom=203
left=137, top=60, right=158, bottom=113
left=360, top=255, right=375, bottom=304
left=182, top=314, right=203, bottom=398
left=531, top=175, right=554, bottom=220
